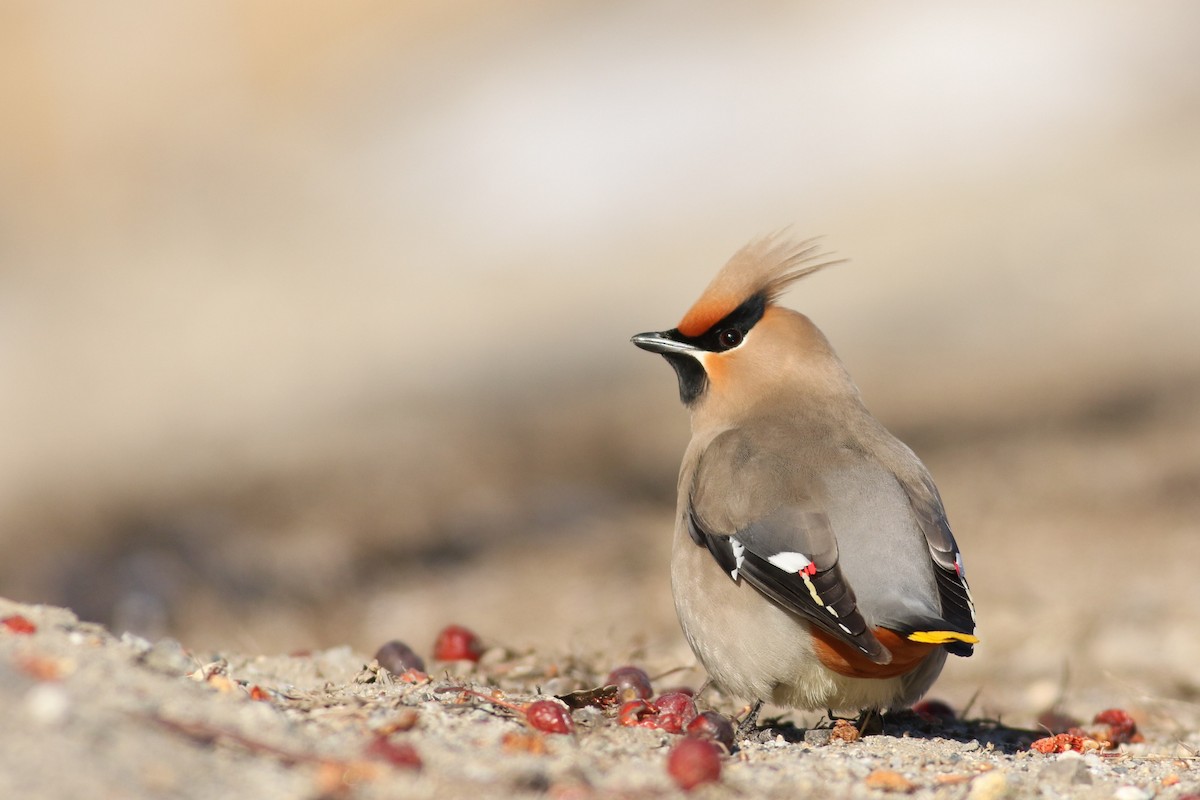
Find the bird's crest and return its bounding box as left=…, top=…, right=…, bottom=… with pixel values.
left=677, top=235, right=840, bottom=337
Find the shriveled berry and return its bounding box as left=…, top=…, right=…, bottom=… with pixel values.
left=667, top=738, right=722, bottom=790
left=618, top=699, right=656, bottom=727
left=432, top=625, right=483, bottom=662
left=912, top=699, right=956, bottom=722
left=1029, top=733, right=1102, bottom=754
left=2, top=615, right=37, bottom=635
left=685, top=711, right=735, bottom=753
left=526, top=700, right=574, bottom=734
left=830, top=719, right=860, bottom=743
left=605, top=665, right=653, bottom=701
left=365, top=737, right=422, bottom=768
left=1093, top=708, right=1138, bottom=744
left=650, top=691, right=698, bottom=733
left=375, top=640, right=426, bottom=673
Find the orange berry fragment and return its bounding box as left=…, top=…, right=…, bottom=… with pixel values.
left=2, top=615, right=36, bottom=634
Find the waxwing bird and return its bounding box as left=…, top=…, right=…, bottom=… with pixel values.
left=631, top=235, right=977, bottom=716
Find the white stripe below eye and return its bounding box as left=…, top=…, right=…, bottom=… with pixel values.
left=766, top=551, right=811, bottom=573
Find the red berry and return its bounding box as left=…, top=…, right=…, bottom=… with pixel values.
left=911, top=699, right=956, bottom=722
left=605, top=665, right=653, bottom=701
left=375, top=640, right=426, bottom=673
left=1093, top=708, right=1138, bottom=744
left=525, top=700, right=574, bottom=734
left=365, top=737, right=423, bottom=769
left=667, top=738, right=722, bottom=790
left=618, top=699, right=656, bottom=727
left=650, top=691, right=698, bottom=733
left=2, top=615, right=36, bottom=635
left=685, top=711, right=735, bottom=753
left=432, top=625, right=483, bottom=662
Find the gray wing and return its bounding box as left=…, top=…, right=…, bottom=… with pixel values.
left=686, top=430, right=891, bottom=665
left=902, top=475, right=978, bottom=656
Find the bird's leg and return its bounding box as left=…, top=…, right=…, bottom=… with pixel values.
left=736, top=700, right=764, bottom=737
left=823, top=708, right=856, bottom=727
left=855, top=707, right=883, bottom=736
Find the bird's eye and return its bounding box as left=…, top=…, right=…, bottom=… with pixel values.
left=718, top=329, right=743, bottom=349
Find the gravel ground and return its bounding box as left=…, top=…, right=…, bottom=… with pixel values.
left=4, top=597, right=1198, bottom=799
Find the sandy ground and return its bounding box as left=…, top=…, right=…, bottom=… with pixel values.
left=3, top=594, right=1198, bottom=800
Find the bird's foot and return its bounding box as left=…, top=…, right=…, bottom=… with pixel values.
left=855, top=707, right=884, bottom=736
left=735, top=700, right=764, bottom=738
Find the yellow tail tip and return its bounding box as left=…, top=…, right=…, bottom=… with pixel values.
left=907, top=631, right=980, bottom=645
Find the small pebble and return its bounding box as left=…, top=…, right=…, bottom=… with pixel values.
left=804, top=729, right=831, bottom=746
left=1039, top=756, right=1092, bottom=786
left=141, top=638, right=194, bottom=675
left=25, top=684, right=70, bottom=726
left=573, top=706, right=604, bottom=726
left=965, top=771, right=1008, bottom=800
left=119, top=632, right=152, bottom=653
left=1112, top=788, right=1151, bottom=800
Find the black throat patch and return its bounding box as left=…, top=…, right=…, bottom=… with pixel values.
left=665, top=292, right=768, bottom=405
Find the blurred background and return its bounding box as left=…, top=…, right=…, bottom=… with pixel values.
left=3, top=2, right=1199, bottom=722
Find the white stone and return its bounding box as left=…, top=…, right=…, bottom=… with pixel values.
left=1112, top=787, right=1151, bottom=800
left=25, top=684, right=70, bottom=727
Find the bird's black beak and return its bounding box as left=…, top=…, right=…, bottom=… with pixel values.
left=631, top=330, right=708, bottom=405
left=631, top=330, right=700, bottom=356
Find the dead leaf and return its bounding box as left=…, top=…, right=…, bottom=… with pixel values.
left=556, top=685, right=619, bottom=709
